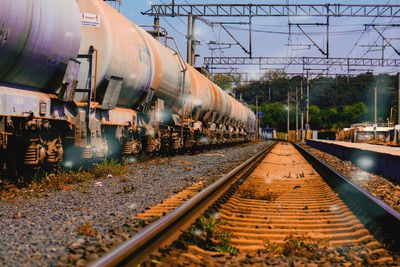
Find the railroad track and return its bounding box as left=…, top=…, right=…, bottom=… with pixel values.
left=93, top=141, right=400, bottom=266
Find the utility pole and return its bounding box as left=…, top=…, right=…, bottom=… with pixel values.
left=287, top=91, right=290, bottom=141
left=306, top=71, right=310, bottom=141
left=154, top=16, right=160, bottom=41
left=326, top=5, right=330, bottom=59
left=249, top=16, right=252, bottom=58
left=268, top=86, right=271, bottom=102
left=398, top=72, right=400, bottom=125
left=187, top=13, right=195, bottom=66
left=300, top=80, right=304, bottom=142
left=396, top=72, right=400, bottom=143
left=374, top=82, right=378, bottom=140
left=296, top=86, right=299, bottom=142
left=256, top=95, right=259, bottom=139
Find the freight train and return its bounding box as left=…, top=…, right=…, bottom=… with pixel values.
left=0, top=0, right=256, bottom=176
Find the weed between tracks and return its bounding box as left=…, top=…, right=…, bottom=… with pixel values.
left=239, top=183, right=278, bottom=201
left=182, top=216, right=239, bottom=255
left=265, top=235, right=325, bottom=260
left=76, top=221, right=97, bottom=237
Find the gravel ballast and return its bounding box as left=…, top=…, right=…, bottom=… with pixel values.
left=300, top=144, right=400, bottom=212
left=145, top=243, right=395, bottom=267
left=0, top=142, right=268, bottom=267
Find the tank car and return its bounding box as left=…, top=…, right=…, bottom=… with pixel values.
left=0, top=0, right=255, bottom=175
left=0, top=0, right=82, bottom=175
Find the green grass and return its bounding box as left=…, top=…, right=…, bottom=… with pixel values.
left=0, top=159, right=128, bottom=200
left=91, top=158, right=127, bottom=179
left=183, top=216, right=239, bottom=255
left=264, top=235, right=325, bottom=259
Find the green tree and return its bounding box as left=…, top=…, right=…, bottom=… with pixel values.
left=213, top=74, right=241, bottom=90
left=233, top=72, right=396, bottom=130
left=309, top=105, right=322, bottom=130
left=320, top=107, right=338, bottom=129
left=261, top=70, right=287, bottom=81
left=260, top=102, right=287, bottom=131
left=341, top=102, right=368, bottom=126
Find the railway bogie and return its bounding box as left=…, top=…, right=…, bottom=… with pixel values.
left=0, top=0, right=256, bottom=175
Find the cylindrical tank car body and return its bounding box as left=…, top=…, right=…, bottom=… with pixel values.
left=76, top=0, right=190, bottom=111
left=0, top=0, right=81, bottom=90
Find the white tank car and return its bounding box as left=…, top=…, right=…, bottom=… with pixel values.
left=0, top=0, right=81, bottom=91
left=76, top=0, right=254, bottom=139
left=184, top=66, right=255, bottom=131
left=76, top=0, right=190, bottom=111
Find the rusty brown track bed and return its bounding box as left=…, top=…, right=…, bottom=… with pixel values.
left=215, top=142, right=393, bottom=263
left=94, top=142, right=398, bottom=266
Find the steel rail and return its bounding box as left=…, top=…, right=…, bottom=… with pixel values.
left=294, top=143, right=400, bottom=253
left=92, top=141, right=277, bottom=267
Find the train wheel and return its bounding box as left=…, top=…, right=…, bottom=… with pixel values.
left=6, top=140, right=38, bottom=184
left=6, top=151, right=25, bottom=185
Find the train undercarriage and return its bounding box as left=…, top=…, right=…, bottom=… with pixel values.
left=0, top=93, right=251, bottom=178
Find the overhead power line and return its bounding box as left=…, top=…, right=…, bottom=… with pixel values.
left=223, top=25, right=397, bottom=36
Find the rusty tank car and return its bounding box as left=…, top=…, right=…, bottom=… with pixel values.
left=0, top=0, right=256, bottom=175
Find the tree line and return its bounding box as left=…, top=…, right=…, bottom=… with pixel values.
left=223, top=72, right=399, bottom=131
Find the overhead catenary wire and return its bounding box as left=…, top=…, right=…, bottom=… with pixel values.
left=153, top=0, right=399, bottom=77
left=348, top=0, right=391, bottom=58
left=159, top=0, right=210, bottom=43
left=283, top=0, right=293, bottom=74
left=223, top=25, right=397, bottom=36
left=330, top=0, right=393, bottom=74
left=361, top=17, right=397, bottom=57
left=157, top=0, right=187, bottom=37
left=161, top=17, right=186, bottom=37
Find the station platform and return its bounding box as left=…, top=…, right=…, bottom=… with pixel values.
left=306, top=139, right=400, bottom=184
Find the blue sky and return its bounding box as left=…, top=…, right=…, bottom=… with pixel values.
left=117, top=0, right=400, bottom=77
